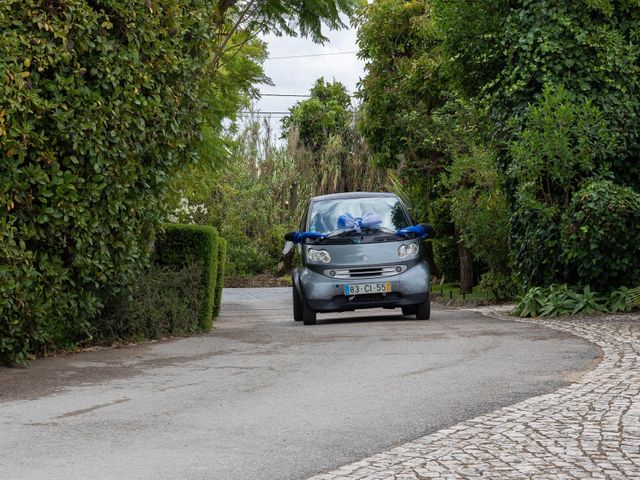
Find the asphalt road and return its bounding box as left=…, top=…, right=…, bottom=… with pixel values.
left=0, top=288, right=597, bottom=480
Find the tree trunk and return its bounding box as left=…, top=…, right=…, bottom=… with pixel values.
left=422, top=241, right=440, bottom=279
left=456, top=226, right=474, bottom=294
left=289, top=182, right=298, bottom=213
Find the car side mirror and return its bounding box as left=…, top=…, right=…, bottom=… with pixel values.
left=284, top=231, right=297, bottom=241
left=283, top=241, right=294, bottom=256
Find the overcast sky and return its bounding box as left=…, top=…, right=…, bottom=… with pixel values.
left=250, top=24, right=365, bottom=137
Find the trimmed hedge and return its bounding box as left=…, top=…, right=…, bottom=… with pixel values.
left=155, top=224, right=219, bottom=331
left=213, top=237, right=227, bottom=318
left=93, top=224, right=225, bottom=344
left=94, top=262, right=206, bottom=342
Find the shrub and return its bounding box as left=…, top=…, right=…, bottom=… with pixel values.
left=508, top=86, right=617, bottom=287
left=93, top=262, right=206, bottom=343
left=562, top=180, right=640, bottom=291
left=213, top=237, right=227, bottom=318
left=513, top=284, right=638, bottom=318
left=93, top=224, right=222, bottom=343
left=478, top=271, right=518, bottom=301
left=154, top=224, right=219, bottom=331
left=0, top=1, right=216, bottom=365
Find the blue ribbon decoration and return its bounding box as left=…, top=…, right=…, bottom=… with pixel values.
left=337, top=213, right=383, bottom=233
left=287, top=222, right=431, bottom=245
left=396, top=224, right=429, bottom=239
left=291, top=231, right=326, bottom=244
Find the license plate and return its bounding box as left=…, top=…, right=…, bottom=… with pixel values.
left=343, top=282, right=392, bottom=296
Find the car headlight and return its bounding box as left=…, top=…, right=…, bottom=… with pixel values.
left=307, top=249, right=332, bottom=263
left=397, top=242, right=419, bottom=258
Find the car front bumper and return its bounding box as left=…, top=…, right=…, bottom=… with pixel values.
left=296, top=262, right=430, bottom=312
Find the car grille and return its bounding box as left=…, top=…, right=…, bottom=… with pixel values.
left=350, top=293, right=386, bottom=302
left=334, top=292, right=402, bottom=304
left=324, top=265, right=407, bottom=279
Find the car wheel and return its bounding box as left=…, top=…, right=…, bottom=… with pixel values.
left=415, top=292, right=431, bottom=320
left=293, top=285, right=303, bottom=322
left=401, top=305, right=417, bottom=316
left=302, top=300, right=317, bottom=325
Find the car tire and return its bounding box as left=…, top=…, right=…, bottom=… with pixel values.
left=401, top=305, right=417, bottom=316
left=415, top=292, right=431, bottom=320
left=293, top=285, right=303, bottom=322
left=302, top=300, right=317, bottom=325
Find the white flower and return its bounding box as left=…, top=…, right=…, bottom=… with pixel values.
left=168, top=197, right=208, bottom=224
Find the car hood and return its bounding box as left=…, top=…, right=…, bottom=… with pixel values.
left=305, top=240, right=414, bottom=267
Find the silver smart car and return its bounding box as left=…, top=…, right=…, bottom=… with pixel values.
left=284, top=192, right=433, bottom=325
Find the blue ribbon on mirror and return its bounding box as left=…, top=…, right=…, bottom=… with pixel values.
left=397, top=224, right=431, bottom=239
left=337, top=213, right=383, bottom=233
left=289, top=231, right=326, bottom=244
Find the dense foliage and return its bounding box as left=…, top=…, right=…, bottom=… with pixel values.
left=154, top=224, right=220, bottom=330
left=508, top=86, right=618, bottom=286
left=562, top=180, right=640, bottom=291
left=95, top=263, right=206, bottom=343
left=356, top=0, right=640, bottom=299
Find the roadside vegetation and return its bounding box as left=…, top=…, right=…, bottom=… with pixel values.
left=3, top=0, right=640, bottom=364
left=355, top=0, right=640, bottom=316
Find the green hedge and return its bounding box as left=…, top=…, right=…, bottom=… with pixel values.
left=93, top=224, right=225, bottom=344
left=92, top=224, right=225, bottom=344
left=155, top=224, right=219, bottom=331
left=94, top=262, right=206, bottom=342
left=213, top=237, right=227, bottom=317
left=0, top=1, right=216, bottom=365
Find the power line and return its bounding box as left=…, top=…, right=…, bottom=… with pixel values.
left=260, top=93, right=311, bottom=97
left=239, top=111, right=290, bottom=115
left=259, top=92, right=357, bottom=98
left=267, top=51, right=357, bottom=60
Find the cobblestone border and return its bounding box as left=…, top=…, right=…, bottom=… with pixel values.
left=311, top=310, right=640, bottom=479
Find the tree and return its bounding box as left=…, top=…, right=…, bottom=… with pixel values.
left=282, top=78, right=386, bottom=195
left=212, top=0, right=357, bottom=70
left=356, top=0, right=476, bottom=290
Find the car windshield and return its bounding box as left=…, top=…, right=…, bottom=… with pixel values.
left=307, top=196, right=411, bottom=235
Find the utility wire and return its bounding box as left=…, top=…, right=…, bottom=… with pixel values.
left=259, top=92, right=357, bottom=98
left=260, top=93, right=310, bottom=97
left=267, top=51, right=357, bottom=60
left=239, top=111, right=290, bottom=115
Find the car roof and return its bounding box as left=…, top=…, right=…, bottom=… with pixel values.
left=311, top=191, right=398, bottom=202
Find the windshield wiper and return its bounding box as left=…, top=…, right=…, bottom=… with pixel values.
left=314, top=226, right=404, bottom=244
left=312, top=228, right=358, bottom=243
